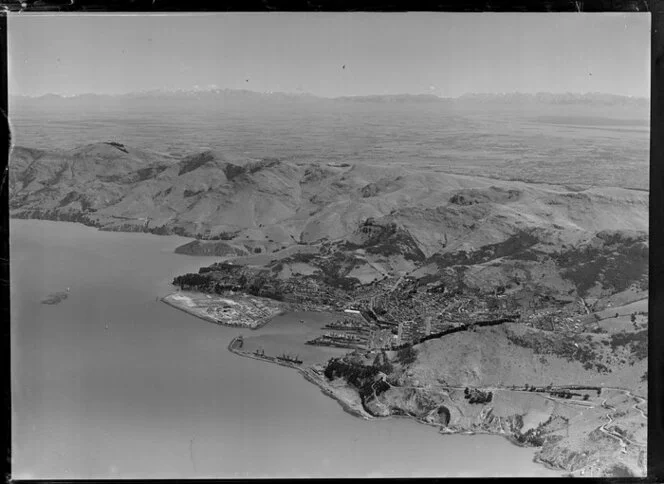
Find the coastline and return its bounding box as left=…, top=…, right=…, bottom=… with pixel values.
left=226, top=337, right=562, bottom=476
left=154, top=275, right=638, bottom=477
left=227, top=336, right=374, bottom=420
left=161, top=297, right=601, bottom=477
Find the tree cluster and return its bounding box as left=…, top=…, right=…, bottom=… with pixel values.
left=323, top=358, right=391, bottom=402
left=372, top=351, right=394, bottom=374
left=549, top=390, right=576, bottom=399
left=324, top=358, right=379, bottom=387
left=173, top=272, right=211, bottom=290
left=396, top=345, right=418, bottom=366
left=515, top=427, right=545, bottom=447
left=464, top=387, right=493, bottom=404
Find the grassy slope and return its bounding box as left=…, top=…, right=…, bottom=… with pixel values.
left=10, top=143, right=648, bottom=253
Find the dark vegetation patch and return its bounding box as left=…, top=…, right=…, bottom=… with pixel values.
left=173, top=272, right=211, bottom=289
left=282, top=252, right=317, bottom=264
left=174, top=240, right=246, bottom=257
left=105, top=141, right=128, bottom=153
left=247, top=158, right=280, bottom=174
left=505, top=330, right=610, bottom=373
left=173, top=266, right=283, bottom=301
left=193, top=230, right=239, bottom=241
left=360, top=183, right=380, bottom=198
left=427, top=231, right=539, bottom=268
left=344, top=219, right=425, bottom=262
left=173, top=255, right=357, bottom=303
left=396, top=345, right=418, bottom=366
left=221, top=158, right=280, bottom=182
left=272, top=250, right=361, bottom=290
left=552, top=235, right=648, bottom=296
left=223, top=163, right=245, bottom=181
left=57, top=191, right=93, bottom=211
left=324, top=359, right=378, bottom=388
left=609, top=330, right=648, bottom=360
left=560, top=191, right=591, bottom=201
left=178, top=151, right=215, bottom=176
left=183, top=188, right=206, bottom=198
left=463, top=387, right=493, bottom=404
left=324, top=357, right=391, bottom=402
left=359, top=177, right=404, bottom=198
left=134, top=164, right=169, bottom=183
left=211, top=231, right=239, bottom=241
left=514, top=415, right=558, bottom=447
left=449, top=187, right=521, bottom=206
left=301, top=166, right=333, bottom=184
left=317, top=273, right=361, bottom=291
left=171, top=226, right=194, bottom=237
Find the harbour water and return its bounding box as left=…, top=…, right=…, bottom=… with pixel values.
left=10, top=219, right=561, bottom=478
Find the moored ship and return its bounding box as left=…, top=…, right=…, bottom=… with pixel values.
left=277, top=352, right=303, bottom=365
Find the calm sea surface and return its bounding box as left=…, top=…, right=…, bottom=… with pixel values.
left=11, top=219, right=561, bottom=478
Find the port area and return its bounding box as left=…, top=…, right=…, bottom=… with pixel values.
left=228, top=333, right=646, bottom=458
left=228, top=335, right=373, bottom=420
left=161, top=290, right=284, bottom=329
left=304, top=309, right=521, bottom=352
left=234, top=310, right=352, bottom=366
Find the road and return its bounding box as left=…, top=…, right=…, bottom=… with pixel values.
left=379, top=382, right=646, bottom=443
left=621, top=390, right=648, bottom=420
left=390, top=273, right=406, bottom=293
left=599, top=397, right=647, bottom=448
left=383, top=382, right=597, bottom=408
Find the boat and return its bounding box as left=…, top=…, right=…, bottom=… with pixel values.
left=277, top=352, right=303, bottom=365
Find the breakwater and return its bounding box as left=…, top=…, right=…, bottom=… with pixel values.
left=227, top=336, right=373, bottom=420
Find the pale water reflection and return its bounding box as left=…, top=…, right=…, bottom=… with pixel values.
left=11, top=220, right=562, bottom=478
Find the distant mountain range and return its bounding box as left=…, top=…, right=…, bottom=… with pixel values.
left=10, top=89, right=649, bottom=109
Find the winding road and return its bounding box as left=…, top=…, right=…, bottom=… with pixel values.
left=598, top=396, right=647, bottom=449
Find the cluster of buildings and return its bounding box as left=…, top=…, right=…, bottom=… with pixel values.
left=281, top=276, right=352, bottom=310
left=204, top=296, right=281, bottom=327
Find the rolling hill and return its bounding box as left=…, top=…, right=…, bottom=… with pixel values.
left=10, top=141, right=648, bottom=262
left=9, top=138, right=649, bottom=477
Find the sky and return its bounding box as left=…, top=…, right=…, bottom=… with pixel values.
left=8, top=13, right=651, bottom=98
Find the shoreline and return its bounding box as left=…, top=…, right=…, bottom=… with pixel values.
left=157, top=287, right=632, bottom=477
left=226, top=337, right=562, bottom=475
left=227, top=336, right=374, bottom=420
left=165, top=301, right=614, bottom=477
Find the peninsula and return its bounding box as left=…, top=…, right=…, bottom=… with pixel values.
left=160, top=165, right=647, bottom=478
